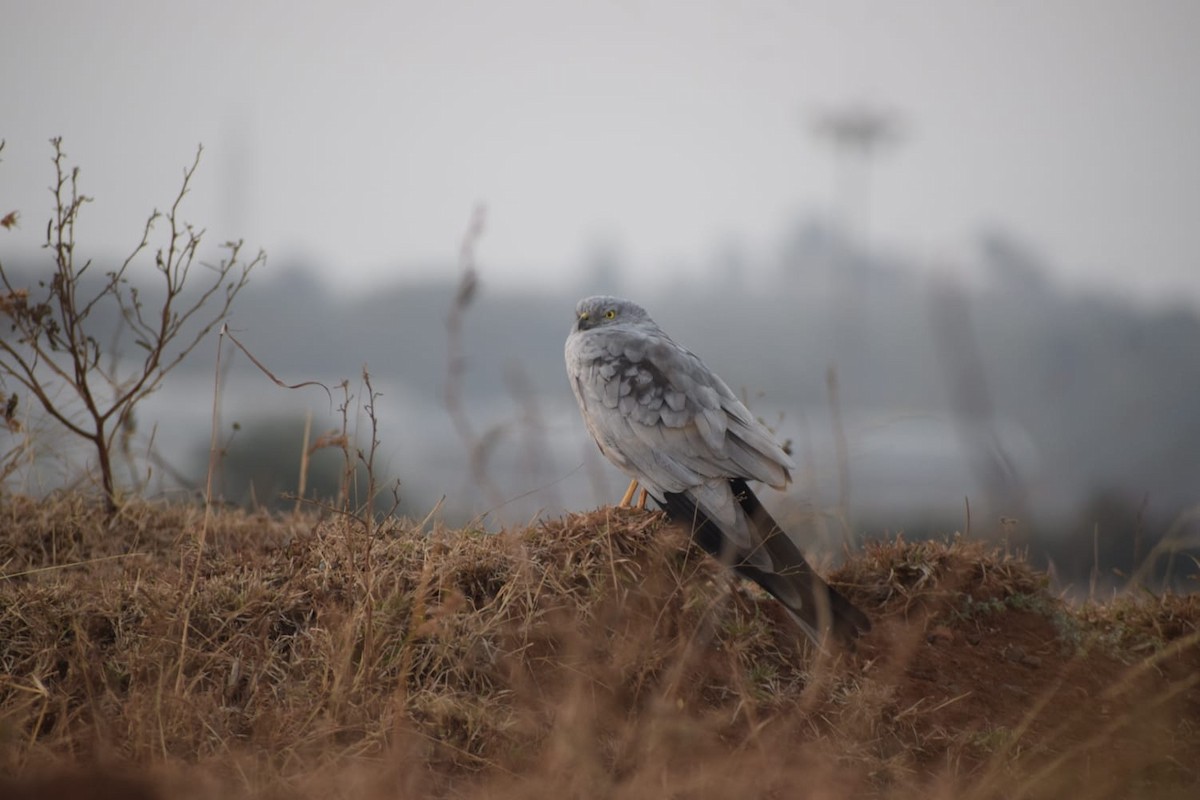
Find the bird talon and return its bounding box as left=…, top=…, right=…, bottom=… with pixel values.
left=618, top=479, right=639, bottom=508
left=636, top=489, right=649, bottom=510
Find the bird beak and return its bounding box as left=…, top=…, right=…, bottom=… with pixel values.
left=576, top=312, right=592, bottom=331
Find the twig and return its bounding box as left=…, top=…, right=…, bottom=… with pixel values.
left=443, top=205, right=506, bottom=512
left=826, top=365, right=852, bottom=538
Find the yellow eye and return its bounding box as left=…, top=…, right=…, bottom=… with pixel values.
left=605, top=309, right=616, bottom=319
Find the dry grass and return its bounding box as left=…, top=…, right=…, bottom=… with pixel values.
left=0, top=497, right=1197, bottom=799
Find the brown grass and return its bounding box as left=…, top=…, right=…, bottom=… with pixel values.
left=0, top=497, right=1197, bottom=799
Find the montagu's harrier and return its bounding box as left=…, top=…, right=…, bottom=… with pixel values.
left=565, top=295, right=870, bottom=646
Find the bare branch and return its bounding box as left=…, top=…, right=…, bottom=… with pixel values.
left=0, top=140, right=261, bottom=513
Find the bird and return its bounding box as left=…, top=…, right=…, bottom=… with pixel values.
left=564, top=295, right=870, bottom=646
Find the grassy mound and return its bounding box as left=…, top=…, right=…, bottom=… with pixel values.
left=0, top=497, right=1197, bottom=798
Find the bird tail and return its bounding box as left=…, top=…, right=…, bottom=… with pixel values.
left=659, top=479, right=871, bottom=647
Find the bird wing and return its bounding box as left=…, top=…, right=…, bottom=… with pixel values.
left=569, top=325, right=794, bottom=550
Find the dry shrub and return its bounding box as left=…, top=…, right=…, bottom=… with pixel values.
left=0, top=498, right=1197, bottom=799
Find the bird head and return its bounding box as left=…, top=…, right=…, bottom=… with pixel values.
left=573, top=296, right=652, bottom=332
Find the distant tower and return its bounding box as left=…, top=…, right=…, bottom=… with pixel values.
left=808, top=105, right=902, bottom=528
left=811, top=104, right=901, bottom=250
left=809, top=104, right=903, bottom=349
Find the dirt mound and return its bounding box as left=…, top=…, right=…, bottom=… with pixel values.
left=0, top=499, right=1197, bottom=798
left=841, top=537, right=1200, bottom=795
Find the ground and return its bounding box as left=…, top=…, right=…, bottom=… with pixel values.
left=0, top=497, right=1197, bottom=799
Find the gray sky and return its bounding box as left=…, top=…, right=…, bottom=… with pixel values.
left=3, top=0, right=1198, bottom=304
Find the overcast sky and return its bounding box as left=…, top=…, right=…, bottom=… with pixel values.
left=3, top=0, right=1198, bottom=305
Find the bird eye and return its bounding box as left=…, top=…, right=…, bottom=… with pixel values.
left=605, top=309, right=616, bottom=319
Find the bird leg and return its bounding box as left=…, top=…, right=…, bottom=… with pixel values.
left=617, top=480, right=652, bottom=511
left=618, top=478, right=639, bottom=508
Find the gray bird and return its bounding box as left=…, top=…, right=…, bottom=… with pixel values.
left=565, top=295, right=870, bottom=646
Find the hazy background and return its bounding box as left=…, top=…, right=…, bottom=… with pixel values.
left=2, top=1, right=1198, bottom=583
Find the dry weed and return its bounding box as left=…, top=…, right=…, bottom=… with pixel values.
left=0, top=498, right=1197, bottom=799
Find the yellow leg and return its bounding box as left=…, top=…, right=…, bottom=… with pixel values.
left=618, top=478, right=639, bottom=508
left=636, top=489, right=649, bottom=510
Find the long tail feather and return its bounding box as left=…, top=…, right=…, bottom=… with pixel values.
left=658, top=480, right=870, bottom=646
